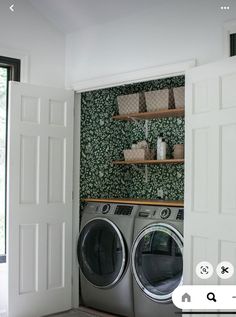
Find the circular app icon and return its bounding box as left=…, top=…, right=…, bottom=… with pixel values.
left=216, top=261, right=234, bottom=279
left=196, top=261, right=214, bottom=279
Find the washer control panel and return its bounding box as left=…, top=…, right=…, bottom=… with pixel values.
left=138, top=205, right=184, bottom=221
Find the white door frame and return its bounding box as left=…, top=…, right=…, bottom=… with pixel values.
left=72, top=94, right=81, bottom=308
left=71, top=59, right=196, bottom=308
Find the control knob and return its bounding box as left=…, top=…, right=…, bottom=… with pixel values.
left=160, top=208, right=171, bottom=219
left=102, top=204, right=111, bottom=214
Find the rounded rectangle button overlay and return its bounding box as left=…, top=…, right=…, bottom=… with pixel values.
left=172, top=285, right=236, bottom=310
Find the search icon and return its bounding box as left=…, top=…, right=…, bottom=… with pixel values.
left=207, top=292, right=217, bottom=302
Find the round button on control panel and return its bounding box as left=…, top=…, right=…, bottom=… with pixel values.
left=160, top=208, right=171, bottom=219
left=101, top=204, right=111, bottom=214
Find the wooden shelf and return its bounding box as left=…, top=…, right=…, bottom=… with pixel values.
left=112, top=159, right=184, bottom=165
left=82, top=198, right=184, bottom=207
left=112, top=108, right=184, bottom=121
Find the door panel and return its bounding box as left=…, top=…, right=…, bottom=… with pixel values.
left=184, top=57, right=236, bottom=294
left=193, top=80, right=209, bottom=113
left=21, top=95, right=40, bottom=124
left=220, top=124, right=236, bottom=214
left=221, top=73, right=236, bottom=108
left=20, top=135, right=40, bottom=204
left=48, top=137, right=66, bottom=203
left=7, top=82, right=74, bottom=317
left=192, top=128, right=209, bottom=213
left=47, top=222, right=65, bottom=290
left=49, top=100, right=66, bottom=127
left=19, top=224, right=38, bottom=294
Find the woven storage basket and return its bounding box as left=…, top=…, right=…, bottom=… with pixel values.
left=123, top=149, right=154, bottom=161
left=173, top=86, right=185, bottom=109
left=117, top=92, right=146, bottom=115
left=145, top=89, right=169, bottom=112
left=173, top=144, right=184, bottom=159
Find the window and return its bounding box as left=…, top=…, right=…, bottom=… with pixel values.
left=0, top=56, right=20, bottom=263
left=224, top=21, right=236, bottom=57
left=230, top=33, right=236, bottom=57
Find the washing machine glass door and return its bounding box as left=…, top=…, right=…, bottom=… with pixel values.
left=78, top=218, right=126, bottom=288
left=132, top=223, right=183, bottom=302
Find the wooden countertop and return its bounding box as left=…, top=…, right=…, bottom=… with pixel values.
left=82, top=198, right=184, bottom=207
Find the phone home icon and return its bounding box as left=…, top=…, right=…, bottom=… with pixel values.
left=182, top=293, right=191, bottom=303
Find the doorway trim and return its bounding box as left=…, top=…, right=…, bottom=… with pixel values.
left=73, top=59, right=195, bottom=93
left=72, top=58, right=196, bottom=308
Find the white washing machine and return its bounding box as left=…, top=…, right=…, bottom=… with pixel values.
left=77, top=202, right=139, bottom=317
left=131, top=205, right=184, bottom=317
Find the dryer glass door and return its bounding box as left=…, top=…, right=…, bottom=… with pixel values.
left=132, top=224, right=183, bottom=302
left=78, top=218, right=126, bottom=288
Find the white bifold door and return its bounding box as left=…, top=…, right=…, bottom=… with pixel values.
left=7, top=82, right=74, bottom=317
left=184, top=56, right=236, bottom=295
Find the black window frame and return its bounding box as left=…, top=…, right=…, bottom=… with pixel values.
left=230, top=33, right=236, bottom=57
left=0, top=56, right=20, bottom=263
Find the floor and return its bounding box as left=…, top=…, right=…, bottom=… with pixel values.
left=50, top=308, right=116, bottom=317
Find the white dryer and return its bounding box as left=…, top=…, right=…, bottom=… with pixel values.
left=77, top=202, right=139, bottom=317
left=131, top=205, right=184, bottom=317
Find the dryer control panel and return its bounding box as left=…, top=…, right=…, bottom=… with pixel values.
left=114, top=205, right=133, bottom=215
left=93, top=203, right=138, bottom=216
left=176, top=208, right=184, bottom=220
left=137, top=205, right=184, bottom=222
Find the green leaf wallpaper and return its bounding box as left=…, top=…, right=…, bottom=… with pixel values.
left=80, top=75, right=185, bottom=201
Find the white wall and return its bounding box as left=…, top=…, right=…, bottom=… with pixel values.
left=0, top=0, right=65, bottom=88
left=65, top=0, right=236, bottom=87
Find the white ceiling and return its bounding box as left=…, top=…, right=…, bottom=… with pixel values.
left=28, top=0, right=158, bottom=34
